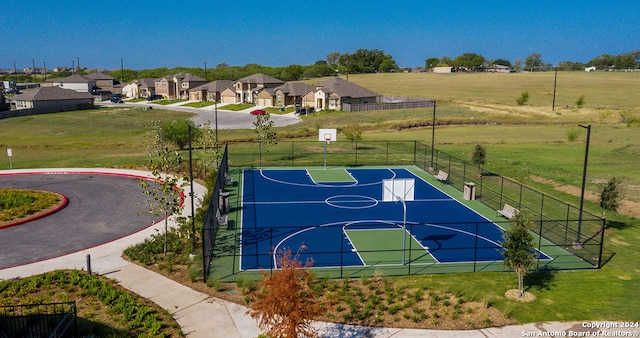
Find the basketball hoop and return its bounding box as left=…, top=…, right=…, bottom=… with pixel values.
left=324, top=134, right=332, bottom=144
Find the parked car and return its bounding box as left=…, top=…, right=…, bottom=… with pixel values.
left=147, top=94, right=163, bottom=101
left=110, top=95, right=124, bottom=103
left=250, top=109, right=266, bottom=115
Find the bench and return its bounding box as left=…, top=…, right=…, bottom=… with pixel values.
left=216, top=209, right=228, bottom=226
left=497, top=204, right=519, bottom=219
left=435, top=170, right=448, bottom=182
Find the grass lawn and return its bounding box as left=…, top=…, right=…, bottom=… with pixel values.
left=1, top=72, right=639, bottom=324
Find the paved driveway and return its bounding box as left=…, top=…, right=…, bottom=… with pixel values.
left=106, top=101, right=301, bottom=129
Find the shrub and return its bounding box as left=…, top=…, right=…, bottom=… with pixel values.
left=516, top=91, right=529, bottom=105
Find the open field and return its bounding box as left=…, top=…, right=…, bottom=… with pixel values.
left=1, top=72, right=640, bottom=324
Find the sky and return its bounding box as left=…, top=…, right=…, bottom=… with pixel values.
left=2, top=0, right=639, bottom=71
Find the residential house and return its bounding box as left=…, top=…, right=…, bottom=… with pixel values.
left=155, top=72, right=206, bottom=99
left=273, top=82, right=315, bottom=107
left=188, top=80, right=234, bottom=102
left=313, top=77, right=380, bottom=111
left=123, top=78, right=156, bottom=98
left=85, top=72, right=122, bottom=96
left=234, top=73, right=284, bottom=104
left=487, top=65, right=510, bottom=73
left=43, top=74, right=97, bottom=94
left=9, top=86, right=94, bottom=113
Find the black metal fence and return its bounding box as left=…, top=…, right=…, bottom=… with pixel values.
left=202, top=144, right=229, bottom=282
left=0, top=302, right=77, bottom=337
left=424, top=145, right=608, bottom=268
left=202, top=140, right=609, bottom=281
left=344, top=97, right=435, bottom=112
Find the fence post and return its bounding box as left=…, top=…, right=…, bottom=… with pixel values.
left=597, top=217, right=606, bottom=268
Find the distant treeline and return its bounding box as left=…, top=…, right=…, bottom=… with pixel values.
left=3, top=49, right=638, bottom=84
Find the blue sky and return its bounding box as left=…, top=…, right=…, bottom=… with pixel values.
left=2, top=0, right=639, bottom=71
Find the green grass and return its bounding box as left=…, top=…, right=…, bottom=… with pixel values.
left=182, top=101, right=216, bottom=108
left=221, top=103, right=254, bottom=111
left=2, top=72, right=640, bottom=324
left=155, top=99, right=187, bottom=105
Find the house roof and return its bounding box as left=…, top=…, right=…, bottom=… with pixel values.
left=237, top=73, right=284, bottom=85
left=173, top=72, right=206, bottom=82
left=45, top=74, right=94, bottom=83
left=85, top=72, right=115, bottom=80
left=316, top=77, right=380, bottom=98
left=134, top=78, right=156, bottom=88
left=275, top=82, right=314, bottom=96
left=191, top=80, right=234, bottom=92
left=10, top=86, right=95, bottom=101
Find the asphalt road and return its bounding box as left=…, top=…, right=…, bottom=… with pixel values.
left=107, top=101, right=301, bottom=129
left=0, top=173, right=161, bottom=269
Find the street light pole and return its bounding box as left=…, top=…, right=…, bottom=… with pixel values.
left=574, top=124, right=591, bottom=249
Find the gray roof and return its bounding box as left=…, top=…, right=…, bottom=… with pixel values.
left=275, top=82, right=314, bottom=96
left=173, top=72, right=206, bottom=82
left=316, top=77, right=380, bottom=98
left=134, top=78, right=156, bottom=88
left=237, top=73, right=284, bottom=85
left=85, top=72, right=115, bottom=80
left=191, top=80, right=234, bottom=92
left=45, top=74, right=94, bottom=83
left=10, top=86, right=95, bottom=101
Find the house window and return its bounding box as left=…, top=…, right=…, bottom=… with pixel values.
left=162, top=81, right=167, bottom=86
left=182, top=82, right=188, bottom=88
left=276, top=94, right=282, bottom=104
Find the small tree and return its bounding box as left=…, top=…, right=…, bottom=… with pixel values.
left=248, top=246, right=324, bottom=338
left=342, top=124, right=362, bottom=148
left=599, top=177, right=623, bottom=218
left=576, top=95, right=586, bottom=108
left=140, top=120, right=188, bottom=256
left=471, top=144, right=486, bottom=167
left=162, top=118, right=201, bottom=150
left=502, top=213, right=538, bottom=297
left=254, top=113, right=276, bottom=163
left=516, top=91, right=529, bottom=105
left=194, top=121, right=221, bottom=179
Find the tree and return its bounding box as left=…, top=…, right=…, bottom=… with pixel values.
left=502, top=213, right=538, bottom=297
left=326, top=52, right=340, bottom=65
left=451, top=53, right=486, bottom=70
left=599, top=177, right=623, bottom=218
left=471, top=144, right=486, bottom=167
left=248, top=247, right=324, bottom=338
left=342, top=124, right=362, bottom=148
left=425, top=57, right=440, bottom=70
left=162, top=119, right=200, bottom=150
left=254, top=112, right=276, bottom=163
left=493, top=59, right=513, bottom=68
left=139, top=121, right=188, bottom=257
left=194, top=121, right=221, bottom=179
left=525, top=53, right=544, bottom=71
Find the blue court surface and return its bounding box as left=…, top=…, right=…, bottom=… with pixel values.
left=240, top=168, right=549, bottom=270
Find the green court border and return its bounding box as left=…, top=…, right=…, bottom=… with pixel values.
left=307, top=168, right=356, bottom=183
left=207, top=165, right=594, bottom=282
